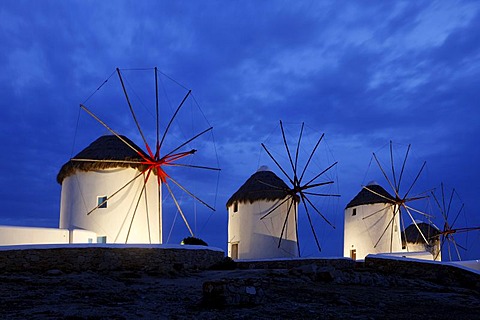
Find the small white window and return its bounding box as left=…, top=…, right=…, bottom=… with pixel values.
left=97, top=196, right=108, bottom=209
left=352, top=208, right=357, bottom=216
left=97, top=236, right=107, bottom=243
left=233, top=202, right=238, bottom=213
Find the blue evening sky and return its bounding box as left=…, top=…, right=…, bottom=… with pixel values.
left=0, top=1, right=479, bottom=259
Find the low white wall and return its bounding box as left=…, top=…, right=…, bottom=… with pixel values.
left=0, top=226, right=98, bottom=245
left=70, top=229, right=98, bottom=243
left=0, top=226, right=69, bottom=245
left=450, top=260, right=480, bottom=273
left=377, top=251, right=434, bottom=261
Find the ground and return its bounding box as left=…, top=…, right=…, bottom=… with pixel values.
left=0, top=268, right=479, bottom=319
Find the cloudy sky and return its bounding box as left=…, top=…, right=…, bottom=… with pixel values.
left=1, top=1, right=479, bottom=259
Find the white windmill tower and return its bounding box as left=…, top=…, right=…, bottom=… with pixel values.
left=58, top=67, right=219, bottom=245
left=345, top=142, right=433, bottom=260
left=227, top=121, right=338, bottom=259
left=344, top=181, right=402, bottom=260
left=226, top=166, right=299, bottom=260
left=58, top=135, right=161, bottom=244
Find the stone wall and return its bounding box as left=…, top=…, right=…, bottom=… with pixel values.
left=0, top=246, right=224, bottom=273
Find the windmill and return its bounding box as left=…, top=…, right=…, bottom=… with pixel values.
left=346, top=141, right=432, bottom=259
left=431, top=183, right=480, bottom=261
left=58, top=67, right=220, bottom=244
left=258, top=121, right=339, bottom=255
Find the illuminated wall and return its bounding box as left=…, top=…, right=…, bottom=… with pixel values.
left=59, top=167, right=161, bottom=244
left=344, top=203, right=402, bottom=260
left=0, top=226, right=97, bottom=245
left=227, top=197, right=298, bottom=260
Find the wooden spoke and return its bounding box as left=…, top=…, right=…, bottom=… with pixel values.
left=277, top=197, right=295, bottom=248
left=117, top=68, right=153, bottom=158
left=261, top=196, right=293, bottom=220
left=397, top=144, right=411, bottom=194
left=304, top=162, right=338, bottom=187
left=298, top=133, right=324, bottom=184
left=261, top=143, right=294, bottom=185
left=300, top=193, right=322, bottom=252
left=158, top=90, right=192, bottom=153
left=125, top=169, right=153, bottom=243
left=164, top=181, right=194, bottom=236
left=302, top=193, right=335, bottom=228
left=162, top=127, right=213, bottom=159
left=280, top=120, right=297, bottom=183
left=168, top=176, right=216, bottom=211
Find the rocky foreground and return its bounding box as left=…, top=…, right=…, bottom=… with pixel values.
left=1, top=263, right=479, bottom=319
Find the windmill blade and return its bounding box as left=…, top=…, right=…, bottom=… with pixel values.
left=155, top=67, right=160, bottom=159
left=300, top=193, right=322, bottom=252
left=434, top=234, right=446, bottom=261
left=403, top=204, right=433, bottom=219
left=362, top=185, right=396, bottom=204
left=403, top=161, right=426, bottom=200
left=158, top=89, right=192, bottom=154
left=400, top=209, right=409, bottom=252
left=373, top=152, right=400, bottom=199
left=279, top=120, right=297, bottom=183
left=302, top=193, right=335, bottom=228
left=167, top=163, right=221, bottom=171
left=362, top=203, right=395, bottom=221
left=303, top=162, right=338, bottom=187
left=302, top=181, right=334, bottom=190
left=298, top=133, right=324, bottom=184
left=431, top=189, right=448, bottom=221
left=261, top=196, right=294, bottom=220
left=447, top=238, right=452, bottom=261
left=373, top=214, right=395, bottom=249
left=404, top=194, right=430, bottom=202
left=80, top=104, right=148, bottom=160
left=452, top=237, right=462, bottom=261
left=256, top=179, right=290, bottom=192
left=143, top=178, right=152, bottom=244
left=116, top=68, right=154, bottom=158
left=277, top=196, right=295, bottom=248
left=164, top=181, right=194, bottom=236
left=450, top=203, right=465, bottom=229
left=303, top=191, right=341, bottom=197
left=294, top=122, right=304, bottom=178
left=168, top=176, right=216, bottom=211
left=446, top=187, right=457, bottom=222
left=162, top=126, right=213, bottom=159
left=261, top=143, right=294, bottom=185
left=451, top=236, right=467, bottom=251
left=294, top=204, right=300, bottom=256
left=403, top=204, right=429, bottom=244
left=390, top=141, right=398, bottom=193
left=125, top=169, right=153, bottom=243
left=397, top=143, right=411, bottom=194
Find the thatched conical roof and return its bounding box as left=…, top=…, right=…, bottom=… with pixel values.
left=226, top=166, right=292, bottom=208
left=402, top=222, right=440, bottom=244
left=57, top=135, right=151, bottom=184
left=345, top=182, right=395, bottom=209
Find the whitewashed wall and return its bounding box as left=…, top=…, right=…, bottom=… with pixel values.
left=59, top=167, right=161, bottom=244
left=344, top=203, right=402, bottom=260
left=228, top=198, right=298, bottom=260
left=0, top=226, right=69, bottom=245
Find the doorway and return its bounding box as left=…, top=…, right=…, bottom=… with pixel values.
left=231, top=243, right=239, bottom=260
